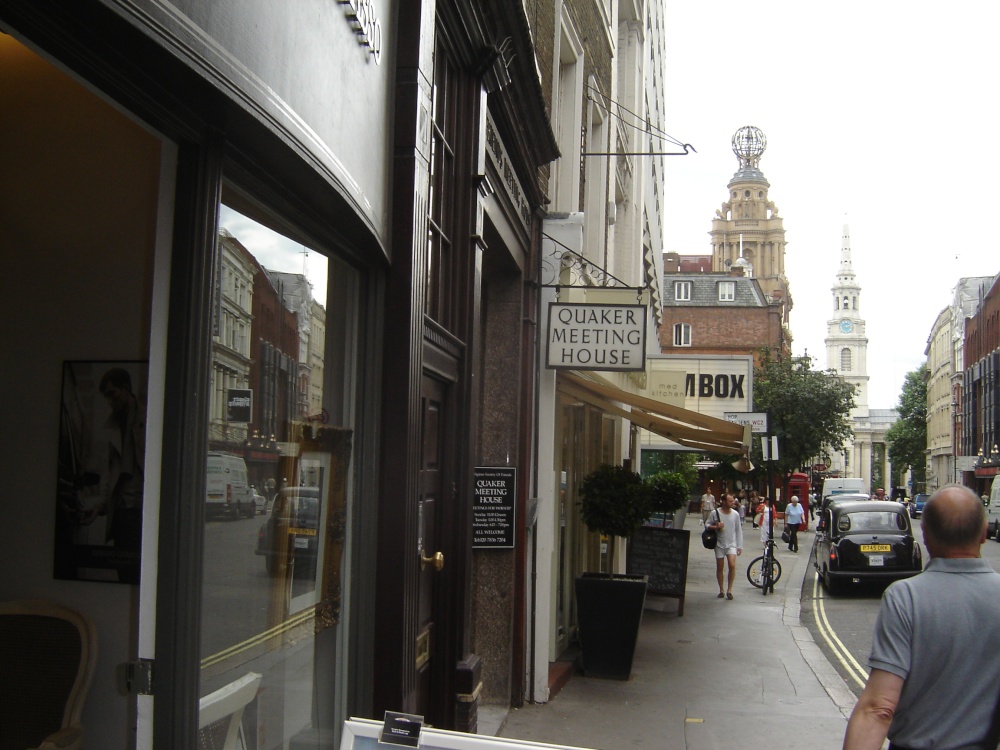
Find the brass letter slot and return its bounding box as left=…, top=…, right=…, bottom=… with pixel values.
left=415, top=629, right=430, bottom=670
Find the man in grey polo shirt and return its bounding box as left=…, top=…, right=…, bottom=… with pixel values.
left=844, top=484, right=1000, bottom=750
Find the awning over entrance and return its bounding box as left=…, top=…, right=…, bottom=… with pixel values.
left=557, top=371, right=750, bottom=455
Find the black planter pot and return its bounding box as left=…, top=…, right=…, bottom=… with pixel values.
left=574, top=572, right=648, bottom=680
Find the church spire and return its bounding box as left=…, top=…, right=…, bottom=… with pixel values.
left=839, top=224, right=856, bottom=278
left=833, top=223, right=861, bottom=317
left=826, top=223, right=868, bottom=417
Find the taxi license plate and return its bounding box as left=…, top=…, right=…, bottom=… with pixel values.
left=868, top=555, right=884, bottom=566
left=860, top=544, right=890, bottom=552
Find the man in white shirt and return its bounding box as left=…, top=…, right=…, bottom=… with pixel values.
left=707, top=493, right=743, bottom=599
left=700, top=488, right=716, bottom=526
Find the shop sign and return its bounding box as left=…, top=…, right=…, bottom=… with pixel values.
left=472, top=467, right=516, bottom=548
left=645, top=355, right=753, bottom=416
left=226, top=389, right=253, bottom=423
left=546, top=303, right=647, bottom=372
left=956, top=455, right=978, bottom=472
left=340, top=0, right=383, bottom=64
left=647, top=370, right=685, bottom=406
left=485, top=112, right=531, bottom=230
left=723, top=411, right=768, bottom=433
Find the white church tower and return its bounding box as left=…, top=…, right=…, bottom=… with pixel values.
left=821, top=225, right=895, bottom=491
left=825, top=224, right=869, bottom=416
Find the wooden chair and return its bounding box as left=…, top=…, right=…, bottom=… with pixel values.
left=0, top=599, right=96, bottom=750
left=198, top=672, right=262, bottom=750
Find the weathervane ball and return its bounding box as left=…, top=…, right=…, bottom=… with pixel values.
left=732, top=126, right=766, bottom=159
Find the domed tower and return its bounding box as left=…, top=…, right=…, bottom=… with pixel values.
left=710, top=126, right=792, bottom=322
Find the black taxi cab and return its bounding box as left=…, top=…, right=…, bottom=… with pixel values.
left=812, top=499, right=922, bottom=593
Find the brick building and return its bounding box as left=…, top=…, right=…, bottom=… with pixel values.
left=659, top=260, right=787, bottom=363
left=962, top=272, right=1000, bottom=494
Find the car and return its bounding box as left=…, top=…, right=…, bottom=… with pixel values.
left=255, top=487, right=321, bottom=577
left=252, top=488, right=268, bottom=515
left=986, top=477, right=1000, bottom=541
left=817, top=492, right=871, bottom=516
left=812, top=499, right=922, bottom=593
left=909, top=493, right=930, bottom=519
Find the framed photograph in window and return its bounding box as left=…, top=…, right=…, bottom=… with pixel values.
left=54, top=360, right=149, bottom=584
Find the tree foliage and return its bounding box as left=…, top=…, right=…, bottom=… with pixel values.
left=578, top=464, right=652, bottom=539
left=646, top=471, right=689, bottom=514
left=885, top=364, right=927, bottom=489
left=752, top=350, right=857, bottom=475
left=640, top=450, right=698, bottom=489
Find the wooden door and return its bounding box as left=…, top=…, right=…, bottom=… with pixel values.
left=415, top=374, right=447, bottom=722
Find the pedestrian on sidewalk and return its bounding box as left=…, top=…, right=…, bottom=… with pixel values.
left=700, top=487, right=716, bottom=526
left=843, top=485, right=1000, bottom=750
left=758, top=496, right=773, bottom=545
left=785, top=495, right=804, bottom=552
left=708, top=493, right=743, bottom=600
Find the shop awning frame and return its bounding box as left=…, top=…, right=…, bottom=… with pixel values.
left=557, top=371, right=750, bottom=455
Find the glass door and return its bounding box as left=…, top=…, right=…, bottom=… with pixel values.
left=196, top=197, right=360, bottom=750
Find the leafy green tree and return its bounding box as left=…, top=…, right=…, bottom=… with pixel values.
left=752, top=350, right=857, bottom=476
left=640, top=450, right=698, bottom=489
left=646, top=471, right=689, bottom=514
left=886, top=364, right=927, bottom=491
left=579, top=464, right=652, bottom=571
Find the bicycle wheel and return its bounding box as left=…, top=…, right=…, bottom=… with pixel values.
left=746, top=556, right=782, bottom=588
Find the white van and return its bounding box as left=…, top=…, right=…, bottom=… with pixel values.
left=206, top=452, right=255, bottom=519
left=986, top=476, right=1000, bottom=541
left=821, top=477, right=867, bottom=498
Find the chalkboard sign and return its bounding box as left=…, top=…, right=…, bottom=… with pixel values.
left=626, top=527, right=689, bottom=615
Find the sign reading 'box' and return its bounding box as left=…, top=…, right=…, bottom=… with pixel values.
left=546, top=303, right=647, bottom=372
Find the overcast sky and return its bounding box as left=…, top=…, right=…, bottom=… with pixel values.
left=661, top=1, right=999, bottom=409
left=220, top=205, right=328, bottom=305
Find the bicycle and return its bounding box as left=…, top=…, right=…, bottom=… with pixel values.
left=746, top=537, right=782, bottom=594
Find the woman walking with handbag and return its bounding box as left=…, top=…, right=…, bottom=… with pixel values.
left=708, top=493, right=743, bottom=600
left=784, top=495, right=805, bottom=552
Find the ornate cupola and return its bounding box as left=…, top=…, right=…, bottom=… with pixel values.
left=710, top=126, right=791, bottom=322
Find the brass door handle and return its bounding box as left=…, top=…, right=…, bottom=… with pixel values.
left=420, top=551, right=444, bottom=571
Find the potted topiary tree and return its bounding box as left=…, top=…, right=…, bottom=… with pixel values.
left=575, top=463, right=653, bottom=679
left=646, top=470, right=690, bottom=528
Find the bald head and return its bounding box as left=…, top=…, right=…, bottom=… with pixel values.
left=921, top=485, right=987, bottom=557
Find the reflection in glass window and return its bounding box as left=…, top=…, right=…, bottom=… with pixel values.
left=198, top=201, right=357, bottom=749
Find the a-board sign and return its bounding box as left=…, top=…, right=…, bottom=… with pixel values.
left=626, top=527, right=689, bottom=614
left=472, top=467, right=516, bottom=548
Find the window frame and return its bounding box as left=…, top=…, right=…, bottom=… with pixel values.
left=674, top=280, right=692, bottom=301
left=673, top=322, right=691, bottom=347
left=718, top=281, right=735, bottom=302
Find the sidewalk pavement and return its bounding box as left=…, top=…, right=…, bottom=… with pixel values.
left=488, top=515, right=859, bottom=750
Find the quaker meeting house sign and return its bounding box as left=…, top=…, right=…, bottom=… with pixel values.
left=546, top=302, right=647, bottom=372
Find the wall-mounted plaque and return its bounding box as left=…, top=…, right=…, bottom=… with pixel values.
left=472, top=467, right=516, bottom=549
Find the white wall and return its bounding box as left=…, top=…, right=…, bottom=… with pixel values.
left=1, top=34, right=163, bottom=749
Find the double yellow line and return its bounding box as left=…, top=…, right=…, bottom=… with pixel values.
left=810, top=575, right=869, bottom=689
left=201, top=608, right=315, bottom=670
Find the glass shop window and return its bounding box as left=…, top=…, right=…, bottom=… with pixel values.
left=197, top=193, right=360, bottom=749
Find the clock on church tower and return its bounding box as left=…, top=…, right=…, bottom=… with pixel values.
left=839, top=320, right=854, bottom=334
